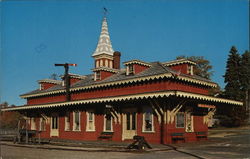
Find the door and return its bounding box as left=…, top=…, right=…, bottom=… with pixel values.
left=122, top=111, right=136, bottom=140
left=50, top=116, right=59, bottom=137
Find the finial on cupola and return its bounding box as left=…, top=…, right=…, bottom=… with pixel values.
left=92, top=7, right=116, bottom=69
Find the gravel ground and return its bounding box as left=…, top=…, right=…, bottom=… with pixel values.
left=1, top=126, right=250, bottom=159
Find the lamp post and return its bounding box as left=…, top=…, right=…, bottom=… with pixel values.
left=55, top=63, right=77, bottom=101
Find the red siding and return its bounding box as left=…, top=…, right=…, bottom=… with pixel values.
left=134, top=64, right=149, bottom=74
left=41, top=83, right=57, bottom=90
left=169, top=64, right=189, bottom=74
left=100, top=71, right=114, bottom=80
left=31, top=111, right=208, bottom=144
left=70, top=78, right=80, bottom=85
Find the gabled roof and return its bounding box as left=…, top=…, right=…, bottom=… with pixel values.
left=123, top=59, right=151, bottom=67
left=38, top=79, right=62, bottom=85
left=68, top=73, right=86, bottom=79
left=92, top=67, right=119, bottom=73
left=20, top=62, right=217, bottom=98
left=163, top=59, right=196, bottom=66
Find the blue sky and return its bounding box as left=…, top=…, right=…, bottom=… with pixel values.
left=1, top=0, right=249, bottom=106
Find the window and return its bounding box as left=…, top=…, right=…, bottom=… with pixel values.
left=100, top=60, right=103, bottom=67
left=86, top=111, right=95, bottom=131
left=187, top=65, right=193, bottom=75
left=96, top=60, right=99, bottom=68
left=39, top=117, right=46, bottom=131
left=51, top=116, right=58, bottom=129
left=105, top=59, right=108, bottom=67
left=142, top=108, right=154, bottom=132
left=104, top=114, right=112, bottom=132
left=95, top=72, right=101, bottom=81
left=30, top=117, right=36, bottom=130
left=39, top=84, right=44, bottom=90
left=126, top=65, right=134, bottom=75
left=109, top=61, right=113, bottom=68
left=176, top=112, right=185, bottom=128
left=126, top=112, right=136, bottom=130
left=65, top=112, right=70, bottom=131
left=73, top=111, right=80, bottom=131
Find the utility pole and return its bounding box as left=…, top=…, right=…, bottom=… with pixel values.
left=55, top=63, right=77, bottom=101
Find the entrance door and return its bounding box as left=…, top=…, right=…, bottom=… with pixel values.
left=122, top=112, right=136, bottom=140
left=50, top=116, right=59, bottom=137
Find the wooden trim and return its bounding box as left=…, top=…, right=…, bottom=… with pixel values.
left=4, top=91, right=243, bottom=112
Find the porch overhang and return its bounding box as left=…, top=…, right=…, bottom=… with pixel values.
left=2, top=91, right=243, bottom=111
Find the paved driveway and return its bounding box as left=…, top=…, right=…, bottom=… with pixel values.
left=0, top=127, right=249, bottom=159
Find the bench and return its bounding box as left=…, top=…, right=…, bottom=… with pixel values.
left=196, top=132, right=207, bottom=140
left=98, top=132, right=114, bottom=140
left=127, top=135, right=152, bottom=150
left=14, top=129, right=37, bottom=143
left=171, top=133, right=185, bottom=143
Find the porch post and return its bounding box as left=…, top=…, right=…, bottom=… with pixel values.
left=25, top=116, right=28, bottom=144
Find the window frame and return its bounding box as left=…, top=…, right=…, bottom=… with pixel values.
left=65, top=112, right=71, bottom=131
left=30, top=117, right=36, bottom=130
left=51, top=116, right=58, bottom=130
left=95, top=71, right=101, bottom=81
left=103, top=114, right=113, bottom=132
left=142, top=108, right=154, bottom=133
left=126, top=65, right=134, bottom=75
left=176, top=112, right=185, bottom=128
left=39, top=117, right=46, bottom=131
left=86, top=111, right=95, bottom=132
left=73, top=111, right=81, bottom=131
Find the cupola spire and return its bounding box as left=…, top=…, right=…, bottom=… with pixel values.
left=92, top=10, right=114, bottom=57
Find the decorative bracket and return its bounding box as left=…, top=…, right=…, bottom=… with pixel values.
left=203, top=108, right=216, bottom=125
left=167, top=100, right=186, bottom=124
left=149, top=100, right=164, bottom=124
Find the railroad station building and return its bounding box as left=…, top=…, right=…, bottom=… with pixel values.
left=3, top=16, right=242, bottom=144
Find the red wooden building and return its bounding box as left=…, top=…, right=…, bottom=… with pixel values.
left=3, top=16, right=242, bottom=144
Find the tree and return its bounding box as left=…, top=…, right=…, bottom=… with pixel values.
left=224, top=46, right=242, bottom=101
left=0, top=102, right=23, bottom=129
left=176, top=55, right=213, bottom=79
left=240, top=50, right=250, bottom=115
left=221, top=47, right=249, bottom=126
left=50, top=73, right=58, bottom=80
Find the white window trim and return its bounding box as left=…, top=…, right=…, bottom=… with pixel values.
left=73, top=111, right=81, bottom=131
left=39, top=117, right=46, bottom=131
left=126, top=65, right=134, bottom=75
left=176, top=112, right=185, bottom=128
left=96, top=60, right=99, bottom=68
left=30, top=117, right=36, bottom=130
left=100, top=60, right=103, bottom=67
left=94, top=72, right=101, bottom=81
left=105, top=59, right=108, bottom=67
left=142, top=112, right=155, bottom=133
left=39, top=84, right=44, bottom=90
left=86, top=111, right=95, bottom=132
left=109, top=60, right=113, bottom=68
left=51, top=116, right=59, bottom=130
left=103, top=114, right=113, bottom=132
left=64, top=112, right=71, bottom=131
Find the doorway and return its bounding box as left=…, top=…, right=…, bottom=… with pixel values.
left=122, top=110, right=137, bottom=140
left=50, top=116, right=59, bottom=137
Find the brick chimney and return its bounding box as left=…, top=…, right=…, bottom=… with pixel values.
left=113, top=51, right=121, bottom=69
